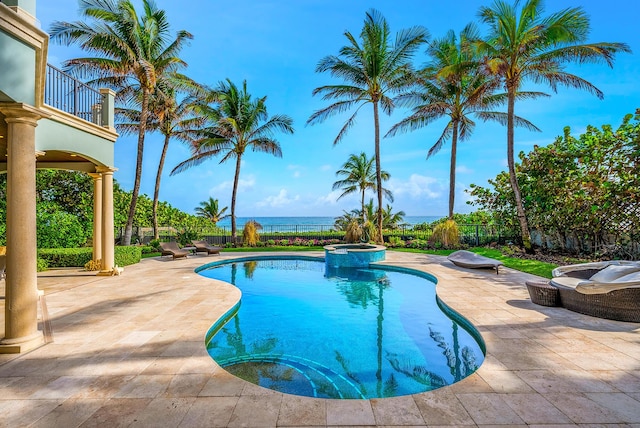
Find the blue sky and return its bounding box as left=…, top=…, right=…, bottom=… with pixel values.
left=37, top=0, right=639, bottom=218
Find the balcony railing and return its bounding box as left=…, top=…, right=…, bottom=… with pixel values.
left=45, top=64, right=103, bottom=125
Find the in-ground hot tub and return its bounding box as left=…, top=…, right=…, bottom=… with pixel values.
left=323, top=243, right=386, bottom=268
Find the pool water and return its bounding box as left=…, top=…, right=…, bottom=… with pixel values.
left=200, top=257, right=484, bottom=399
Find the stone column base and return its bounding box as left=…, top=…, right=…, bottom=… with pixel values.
left=0, top=331, right=44, bottom=354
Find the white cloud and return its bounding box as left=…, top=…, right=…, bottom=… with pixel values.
left=293, top=171, right=301, bottom=178
left=319, top=164, right=332, bottom=171
left=210, top=175, right=256, bottom=193
left=315, top=190, right=343, bottom=205
left=256, top=189, right=299, bottom=208
left=389, top=174, right=442, bottom=198
left=456, top=165, right=473, bottom=174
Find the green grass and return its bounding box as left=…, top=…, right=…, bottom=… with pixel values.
left=391, top=247, right=556, bottom=278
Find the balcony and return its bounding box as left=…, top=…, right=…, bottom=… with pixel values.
left=44, top=63, right=105, bottom=125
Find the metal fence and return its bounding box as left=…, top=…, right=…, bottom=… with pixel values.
left=122, top=224, right=515, bottom=247
left=44, top=64, right=103, bottom=125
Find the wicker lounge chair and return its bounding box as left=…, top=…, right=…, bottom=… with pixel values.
left=532, top=260, right=640, bottom=322
left=447, top=250, right=503, bottom=274
left=191, top=240, right=222, bottom=255
left=159, top=242, right=189, bottom=260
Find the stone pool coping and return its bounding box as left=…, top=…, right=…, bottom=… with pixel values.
left=1, top=250, right=639, bottom=426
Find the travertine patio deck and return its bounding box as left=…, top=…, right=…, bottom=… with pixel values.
left=1, top=250, right=639, bottom=427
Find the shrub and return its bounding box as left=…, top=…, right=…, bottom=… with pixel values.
left=266, top=239, right=276, bottom=246
left=345, top=220, right=363, bottom=243
left=37, top=209, right=89, bottom=248
left=242, top=220, right=262, bottom=247
left=84, top=259, right=101, bottom=271
left=38, top=246, right=142, bottom=268
left=431, top=220, right=460, bottom=248
left=140, top=245, right=156, bottom=255
left=38, top=248, right=92, bottom=267
left=149, top=239, right=161, bottom=251
left=37, top=258, right=48, bottom=272
left=115, top=246, right=142, bottom=266
left=387, top=236, right=405, bottom=248
left=176, top=228, right=199, bottom=247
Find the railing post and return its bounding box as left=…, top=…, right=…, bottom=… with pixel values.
left=99, top=88, right=115, bottom=130
left=475, top=225, right=480, bottom=246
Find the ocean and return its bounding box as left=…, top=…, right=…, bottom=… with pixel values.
left=216, top=216, right=443, bottom=231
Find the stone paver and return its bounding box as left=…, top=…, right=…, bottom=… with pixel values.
left=0, top=251, right=639, bottom=427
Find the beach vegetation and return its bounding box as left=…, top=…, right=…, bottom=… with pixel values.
left=475, top=0, right=631, bottom=253
left=333, top=152, right=393, bottom=223
left=308, top=9, right=428, bottom=244
left=171, top=79, right=294, bottom=242
left=50, top=0, right=194, bottom=246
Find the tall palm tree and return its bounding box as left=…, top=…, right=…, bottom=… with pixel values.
left=476, top=0, right=630, bottom=253
left=49, top=0, right=193, bottom=245
left=308, top=9, right=428, bottom=244
left=171, top=79, right=294, bottom=241
left=117, top=76, right=205, bottom=239
left=333, top=152, right=393, bottom=223
left=388, top=24, right=539, bottom=220
left=195, top=197, right=230, bottom=224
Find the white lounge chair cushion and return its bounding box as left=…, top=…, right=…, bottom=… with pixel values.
left=589, top=265, right=640, bottom=282
left=576, top=270, right=640, bottom=294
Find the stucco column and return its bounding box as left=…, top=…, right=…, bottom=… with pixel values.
left=96, top=166, right=116, bottom=275
left=0, top=103, right=49, bottom=354
left=88, top=173, right=103, bottom=263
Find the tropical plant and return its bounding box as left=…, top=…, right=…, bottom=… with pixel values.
left=117, top=77, right=205, bottom=240
left=242, top=220, right=262, bottom=247
left=387, top=24, right=537, bottom=220
left=381, top=204, right=406, bottom=230
left=171, top=79, right=294, bottom=241
left=469, top=111, right=640, bottom=255
left=333, top=152, right=393, bottom=223
left=195, top=197, right=230, bottom=224
left=308, top=9, right=428, bottom=244
left=50, top=0, right=193, bottom=245
left=431, top=219, right=460, bottom=248
left=475, top=0, right=631, bottom=253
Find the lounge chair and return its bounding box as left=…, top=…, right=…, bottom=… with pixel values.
left=447, top=250, right=503, bottom=274
left=191, top=240, right=222, bottom=255
left=158, top=242, right=189, bottom=260
left=533, top=260, right=640, bottom=322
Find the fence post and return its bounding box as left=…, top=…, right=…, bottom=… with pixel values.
left=475, top=225, right=480, bottom=246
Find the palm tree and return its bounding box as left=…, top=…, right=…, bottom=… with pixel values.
left=195, top=197, right=230, bottom=224
left=388, top=25, right=538, bottom=220
left=476, top=0, right=630, bottom=253
left=171, top=79, right=294, bottom=241
left=308, top=9, right=428, bottom=244
left=333, top=152, right=393, bottom=223
left=49, top=0, right=193, bottom=245
left=117, top=76, right=205, bottom=240
left=382, top=204, right=406, bottom=230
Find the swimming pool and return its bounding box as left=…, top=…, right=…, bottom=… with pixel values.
left=198, top=256, right=484, bottom=399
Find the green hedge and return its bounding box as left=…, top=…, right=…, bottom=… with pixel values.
left=38, top=246, right=142, bottom=268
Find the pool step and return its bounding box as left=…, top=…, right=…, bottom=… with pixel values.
left=219, top=353, right=366, bottom=399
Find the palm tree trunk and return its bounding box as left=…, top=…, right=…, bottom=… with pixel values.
left=507, top=86, right=533, bottom=253
left=373, top=101, right=383, bottom=245
left=152, top=134, right=170, bottom=240
left=449, top=121, right=459, bottom=220
left=361, top=189, right=366, bottom=223
left=123, top=89, right=149, bottom=246
left=231, top=155, right=242, bottom=242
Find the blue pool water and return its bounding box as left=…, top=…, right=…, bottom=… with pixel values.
left=199, top=257, right=484, bottom=399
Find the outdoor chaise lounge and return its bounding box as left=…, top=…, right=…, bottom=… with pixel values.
left=447, top=250, right=503, bottom=274
left=527, top=260, right=640, bottom=322
left=191, top=240, right=222, bottom=255
left=159, top=242, right=189, bottom=260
